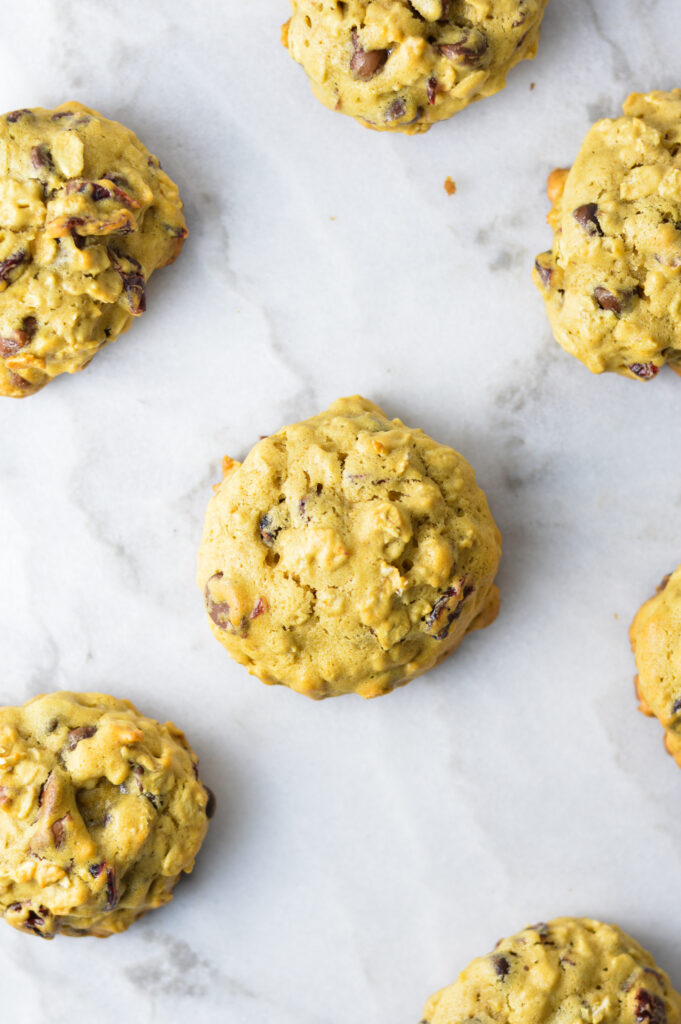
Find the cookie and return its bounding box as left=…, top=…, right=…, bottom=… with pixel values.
left=534, top=90, right=681, bottom=380
left=0, top=102, right=187, bottom=397
left=284, top=0, right=548, bottom=134
left=630, top=566, right=681, bottom=766
left=0, top=692, right=213, bottom=938
left=197, top=396, right=501, bottom=699
left=421, top=917, right=681, bottom=1024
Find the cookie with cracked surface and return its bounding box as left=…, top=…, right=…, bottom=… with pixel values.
left=0, top=692, right=214, bottom=938
left=283, top=0, right=548, bottom=134
left=197, top=395, right=501, bottom=699
left=0, top=102, right=187, bottom=397
left=534, top=90, right=681, bottom=380
left=421, top=917, right=681, bottom=1024
left=630, top=565, right=681, bottom=767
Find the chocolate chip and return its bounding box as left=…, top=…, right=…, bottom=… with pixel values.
left=30, top=144, right=54, bottom=172
left=204, top=786, right=217, bottom=819
left=107, top=248, right=146, bottom=316
left=593, top=286, right=624, bottom=314
left=0, top=248, right=27, bottom=285
left=385, top=98, right=407, bottom=122
left=6, top=109, right=32, bottom=123
left=144, top=791, right=159, bottom=810
left=671, top=697, right=681, bottom=715
left=259, top=514, right=281, bottom=546
left=635, top=990, right=667, bottom=1024
left=51, top=111, right=73, bottom=120
left=26, top=909, right=46, bottom=934
left=426, top=76, right=438, bottom=104
left=22, top=315, right=38, bottom=340
left=66, top=725, right=97, bottom=751
left=350, top=28, right=388, bottom=80
left=0, top=315, right=39, bottom=358
left=534, top=255, right=553, bottom=288
left=439, top=29, right=489, bottom=66
left=628, top=362, right=659, bottom=380
left=573, top=203, right=603, bottom=237
left=492, top=955, right=510, bottom=978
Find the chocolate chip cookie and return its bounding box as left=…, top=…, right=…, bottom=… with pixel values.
left=534, top=90, right=681, bottom=380
left=197, top=396, right=501, bottom=699
left=0, top=102, right=187, bottom=397
left=284, top=0, right=548, bottom=134
left=0, top=692, right=213, bottom=938
left=421, top=918, right=681, bottom=1024
left=630, top=565, right=681, bottom=766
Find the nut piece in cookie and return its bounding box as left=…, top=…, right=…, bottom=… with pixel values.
left=0, top=692, right=213, bottom=938
left=421, top=918, right=681, bottom=1024
left=285, top=0, right=548, bottom=134
left=197, top=395, right=501, bottom=699
left=0, top=102, right=187, bottom=397
left=533, top=89, right=681, bottom=379
left=630, top=564, right=681, bottom=768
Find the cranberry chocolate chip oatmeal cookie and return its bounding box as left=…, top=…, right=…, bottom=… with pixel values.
left=0, top=102, right=187, bottom=397
left=630, top=565, right=681, bottom=767
left=420, top=918, right=681, bottom=1024
left=0, top=692, right=214, bottom=938
left=534, top=90, right=681, bottom=380
left=283, top=0, right=548, bottom=134
left=197, top=396, right=501, bottom=699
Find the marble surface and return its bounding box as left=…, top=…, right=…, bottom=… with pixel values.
left=1, top=0, right=681, bottom=1020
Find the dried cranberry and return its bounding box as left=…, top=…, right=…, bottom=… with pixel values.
left=0, top=249, right=27, bottom=284
left=635, top=990, right=667, bottom=1024
left=628, top=362, right=659, bottom=380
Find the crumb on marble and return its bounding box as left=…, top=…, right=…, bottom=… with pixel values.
left=444, top=176, right=457, bottom=196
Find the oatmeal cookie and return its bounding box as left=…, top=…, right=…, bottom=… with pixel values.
left=197, top=396, right=501, bottom=699
left=534, top=90, right=681, bottom=380
left=0, top=691, right=213, bottom=938
left=284, top=0, right=548, bottom=134
left=421, top=918, right=681, bottom=1024
left=630, top=565, right=681, bottom=766
left=0, top=102, right=187, bottom=397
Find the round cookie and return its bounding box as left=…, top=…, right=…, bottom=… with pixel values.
left=0, top=102, right=187, bottom=397
left=284, top=0, right=548, bottom=134
left=197, top=395, right=501, bottom=699
left=422, top=917, right=681, bottom=1024
left=0, top=692, right=213, bottom=938
left=630, top=565, right=681, bottom=766
left=534, top=90, right=681, bottom=380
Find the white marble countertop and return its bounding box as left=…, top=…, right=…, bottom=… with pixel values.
left=2, top=1, right=681, bottom=1020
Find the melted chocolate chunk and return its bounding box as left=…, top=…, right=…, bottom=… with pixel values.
left=573, top=203, right=603, bottom=237
left=350, top=28, right=388, bottom=80
left=66, top=725, right=97, bottom=751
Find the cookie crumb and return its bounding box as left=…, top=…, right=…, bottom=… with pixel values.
left=530, top=82, right=535, bottom=91
left=444, top=176, right=457, bottom=196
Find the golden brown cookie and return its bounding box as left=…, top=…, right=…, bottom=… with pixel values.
left=534, top=90, right=681, bottom=380
left=284, top=0, right=548, bottom=134
left=197, top=396, right=501, bottom=699
left=422, top=918, right=681, bottom=1024
left=0, top=102, right=187, bottom=397
left=630, top=565, right=681, bottom=766
left=0, top=692, right=213, bottom=938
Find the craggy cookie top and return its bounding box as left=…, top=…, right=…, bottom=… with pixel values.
left=284, top=0, right=547, bottom=134
left=534, top=90, right=681, bottom=380
left=630, top=565, right=681, bottom=767
left=0, top=692, right=212, bottom=938
left=197, top=396, right=501, bottom=699
left=422, top=918, right=681, bottom=1024
left=0, top=102, right=187, bottom=397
